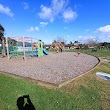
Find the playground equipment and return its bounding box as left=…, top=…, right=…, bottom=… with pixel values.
left=6, top=37, right=49, bottom=60
left=50, top=42, right=65, bottom=53
left=38, top=40, right=43, bottom=57
left=43, top=48, right=49, bottom=55
left=77, top=52, right=80, bottom=55
left=6, top=36, right=38, bottom=60
left=37, top=40, right=49, bottom=56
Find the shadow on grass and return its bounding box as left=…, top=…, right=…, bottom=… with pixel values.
left=17, top=95, right=36, bottom=110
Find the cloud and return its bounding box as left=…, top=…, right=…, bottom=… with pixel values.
left=38, top=0, right=66, bottom=22
left=97, top=25, right=110, bottom=33
left=51, top=0, right=66, bottom=15
left=78, top=36, right=95, bottom=40
left=66, top=35, right=70, bottom=38
left=97, top=35, right=110, bottom=42
left=78, top=36, right=96, bottom=43
left=27, top=27, right=34, bottom=32
left=35, top=27, right=39, bottom=32
left=27, top=26, right=39, bottom=32
left=23, top=2, right=29, bottom=10
left=78, top=35, right=110, bottom=43
left=38, top=5, right=53, bottom=21
left=63, top=8, right=77, bottom=22
left=44, top=40, right=53, bottom=44
left=95, top=25, right=110, bottom=42
left=40, top=22, right=48, bottom=26
left=38, top=0, right=77, bottom=22
left=0, top=4, right=14, bottom=17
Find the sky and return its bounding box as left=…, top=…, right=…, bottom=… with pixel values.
left=0, top=0, right=110, bottom=44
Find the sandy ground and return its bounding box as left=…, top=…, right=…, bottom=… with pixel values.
left=0, top=52, right=99, bottom=84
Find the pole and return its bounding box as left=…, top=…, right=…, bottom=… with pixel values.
left=23, top=36, right=26, bottom=61
left=31, top=37, right=33, bottom=55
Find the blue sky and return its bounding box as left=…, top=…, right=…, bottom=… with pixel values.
left=0, top=0, right=110, bottom=44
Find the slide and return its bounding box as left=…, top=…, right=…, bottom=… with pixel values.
left=42, top=48, right=49, bottom=55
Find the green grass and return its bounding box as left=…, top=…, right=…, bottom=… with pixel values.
left=66, top=49, right=110, bottom=57
left=0, top=50, right=110, bottom=110
left=0, top=73, right=88, bottom=110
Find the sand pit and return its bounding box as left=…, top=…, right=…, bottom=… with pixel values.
left=0, top=52, right=99, bottom=87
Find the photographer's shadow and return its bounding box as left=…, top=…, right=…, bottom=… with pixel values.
left=17, top=95, right=36, bottom=110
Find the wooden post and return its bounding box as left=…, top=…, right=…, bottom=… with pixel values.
left=31, top=37, right=33, bottom=55
left=23, top=36, right=26, bottom=61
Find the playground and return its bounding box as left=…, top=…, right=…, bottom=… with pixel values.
left=0, top=52, right=99, bottom=87
left=0, top=50, right=110, bottom=110
left=6, top=37, right=49, bottom=60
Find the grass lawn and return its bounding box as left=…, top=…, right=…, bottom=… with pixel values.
left=0, top=50, right=110, bottom=110
left=66, top=49, right=110, bottom=58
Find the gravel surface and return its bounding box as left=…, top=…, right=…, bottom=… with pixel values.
left=0, top=52, right=99, bottom=84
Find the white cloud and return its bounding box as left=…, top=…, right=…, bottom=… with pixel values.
left=27, top=26, right=39, bottom=32
left=27, top=27, right=34, bottom=32
left=38, top=5, right=52, bottom=21
left=95, top=25, right=110, bottom=42
left=78, top=35, right=110, bottom=43
left=63, top=8, right=77, bottom=22
left=38, top=0, right=66, bottom=22
left=35, top=27, right=39, bottom=32
left=66, top=35, right=70, bottom=38
left=44, top=40, right=53, bottom=44
left=97, top=35, right=110, bottom=42
left=0, top=4, right=14, bottom=17
left=50, top=18, right=54, bottom=22
left=51, top=0, right=66, bottom=14
left=23, top=2, right=29, bottom=10
left=97, top=25, right=110, bottom=33
left=38, top=0, right=77, bottom=22
left=78, top=36, right=93, bottom=40
left=40, top=22, right=48, bottom=26
left=78, top=36, right=96, bottom=43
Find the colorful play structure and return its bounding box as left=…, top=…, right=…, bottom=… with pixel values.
left=50, top=42, right=65, bottom=53
left=6, top=37, right=49, bottom=60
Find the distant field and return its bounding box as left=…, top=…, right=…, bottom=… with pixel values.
left=0, top=50, right=110, bottom=110
left=66, top=49, right=110, bottom=57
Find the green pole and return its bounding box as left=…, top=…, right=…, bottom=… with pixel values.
left=38, top=40, right=43, bottom=57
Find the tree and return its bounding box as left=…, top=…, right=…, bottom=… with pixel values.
left=0, top=24, right=4, bottom=41
left=61, top=42, right=65, bottom=46
left=53, top=40, right=56, bottom=43
left=74, top=41, right=78, bottom=43
left=86, top=38, right=97, bottom=48
left=56, top=36, right=67, bottom=44
left=98, top=42, right=110, bottom=50
left=70, top=41, right=72, bottom=45
left=0, top=24, right=6, bottom=56
left=74, top=41, right=80, bottom=49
